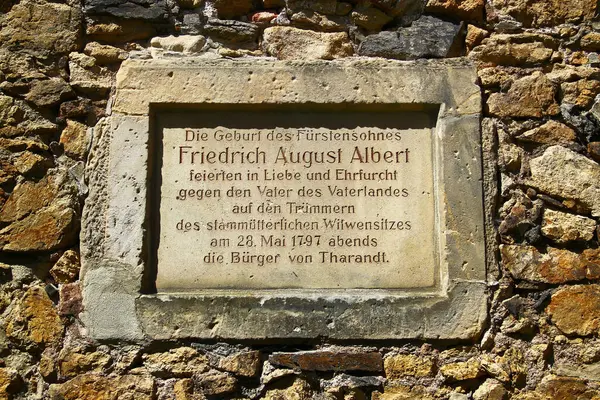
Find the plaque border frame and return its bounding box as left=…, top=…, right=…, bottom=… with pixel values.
left=80, top=58, right=488, bottom=341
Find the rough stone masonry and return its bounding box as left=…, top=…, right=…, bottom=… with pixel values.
left=0, top=0, right=599, bottom=398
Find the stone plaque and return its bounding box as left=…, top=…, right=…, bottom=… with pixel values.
left=156, top=111, right=436, bottom=290
left=81, top=58, right=488, bottom=341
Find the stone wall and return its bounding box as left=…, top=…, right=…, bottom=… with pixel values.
left=0, top=0, right=599, bottom=398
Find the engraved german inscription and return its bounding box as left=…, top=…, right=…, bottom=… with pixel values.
left=155, top=111, right=438, bottom=290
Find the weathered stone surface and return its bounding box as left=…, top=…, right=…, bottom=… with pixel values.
left=516, top=120, right=577, bottom=145
left=69, top=53, right=114, bottom=98
left=58, top=348, right=111, bottom=378
left=501, top=245, right=600, bottom=284
left=471, top=34, right=554, bottom=66
left=262, top=27, right=353, bottom=60
left=514, top=375, right=600, bottom=399
left=0, top=368, right=20, bottom=399
left=0, top=174, right=58, bottom=223
left=218, top=351, right=262, bottom=377
left=203, top=19, right=259, bottom=45
left=358, top=16, right=462, bottom=59
left=0, top=95, right=57, bottom=135
left=48, top=374, right=155, bottom=400
left=528, top=146, right=600, bottom=217
left=196, top=371, right=237, bottom=395
left=581, top=32, right=600, bottom=52
left=490, top=0, right=597, bottom=27
left=86, top=18, right=156, bottom=43
left=270, top=350, right=382, bottom=372
left=25, top=78, right=75, bottom=108
left=263, top=378, right=313, bottom=400
left=13, top=151, right=53, bottom=177
left=150, top=35, right=206, bottom=54
left=473, top=379, right=507, bottom=400
left=50, top=250, right=81, bottom=284
left=143, top=347, right=209, bottom=377
left=213, top=0, right=253, bottom=18
left=0, top=0, right=82, bottom=57
left=561, top=79, right=600, bottom=108
left=426, top=0, right=484, bottom=21
left=372, top=384, right=435, bottom=400
left=60, top=120, right=89, bottom=161
left=84, top=42, right=128, bottom=65
left=440, top=359, right=482, bottom=382
left=290, top=10, right=346, bottom=32
left=84, top=0, right=168, bottom=21
left=384, top=354, right=435, bottom=378
left=465, top=25, right=488, bottom=52
left=57, top=282, right=83, bottom=316
left=351, top=5, right=392, bottom=31
left=4, top=286, right=63, bottom=346
left=487, top=72, right=559, bottom=118
left=548, top=285, right=600, bottom=336
left=542, top=209, right=596, bottom=243
left=251, top=11, right=278, bottom=24
left=286, top=0, right=337, bottom=14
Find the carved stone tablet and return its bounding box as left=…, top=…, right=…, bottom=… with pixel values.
left=81, top=58, right=487, bottom=341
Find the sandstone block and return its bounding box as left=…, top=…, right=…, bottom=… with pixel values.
left=60, top=120, right=89, bottom=161
left=270, top=349, right=382, bottom=372
left=4, top=286, right=63, bottom=346
left=86, top=18, right=156, bottom=43
left=143, top=347, right=209, bottom=377
left=50, top=249, right=81, bottom=284
left=351, top=5, right=393, bottom=31
left=501, top=245, right=600, bottom=283
left=384, top=354, right=435, bottom=378
left=426, top=0, right=484, bottom=21
left=372, top=384, right=435, bottom=400
left=218, top=351, right=262, bottom=377
left=440, top=359, right=483, bottom=382
left=358, top=16, right=462, bottom=59
left=465, top=25, right=488, bottom=52
left=487, top=72, right=559, bottom=118
left=581, top=32, right=600, bottom=52
left=490, top=0, right=597, bottom=27
left=84, top=42, right=128, bottom=65
left=57, top=282, right=83, bottom=316
left=150, top=35, right=207, bottom=54
left=13, top=151, right=53, bottom=177
left=263, top=378, right=313, bottom=400
left=0, top=368, right=20, bottom=400
left=58, top=349, right=112, bottom=378
left=290, top=10, right=346, bottom=32
left=48, top=374, right=155, bottom=400
left=203, top=19, right=259, bottom=44
left=196, top=371, right=237, bottom=395
left=471, top=34, right=553, bottom=66
left=262, top=27, right=353, bottom=60
left=548, top=285, right=600, bottom=336
left=528, top=145, right=600, bottom=217
left=561, top=79, right=600, bottom=108
left=516, top=120, right=577, bottom=145
left=0, top=0, right=82, bottom=57
left=473, top=379, right=508, bottom=400
left=69, top=53, right=113, bottom=99
left=542, top=209, right=596, bottom=243
left=25, top=78, right=75, bottom=108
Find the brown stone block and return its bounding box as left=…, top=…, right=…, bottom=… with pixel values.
left=269, top=349, right=383, bottom=371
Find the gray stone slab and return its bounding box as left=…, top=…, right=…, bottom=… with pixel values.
left=81, top=58, right=487, bottom=341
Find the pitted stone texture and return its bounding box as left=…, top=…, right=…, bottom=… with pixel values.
left=60, top=120, right=90, bottom=161
left=425, top=0, right=484, bottom=22
left=0, top=0, right=83, bottom=57
left=490, top=0, right=597, bottom=27
left=4, top=286, right=63, bottom=346
left=470, top=34, right=554, bottom=67
left=542, top=209, right=596, bottom=243
left=358, top=16, right=462, bottom=60
left=384, top=354, right=435, bottom=378
left=69, top=53, right=114, bottom=99
left=50, top=250, right=81, bottom=284
left=548, top=285, right=600, bottom=336
left=262, top=27, right=353, bottom=60
left=219, top=351, right=262, bottom=377
left=143, top=347, right=209, bottom=378
left=528, top=146, right=600, bottom=217
left=501, top=245, right=600, bottom=284
left=48, top=374, right=156, bottom=400
left=516, top=120, right=577, bottom=145
left=150, top=35, right=206, bottom=54
left=487, top=72, right=559, bottom=118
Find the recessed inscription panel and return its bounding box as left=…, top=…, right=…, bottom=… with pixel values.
left=156, top=110, right=439, bottom=290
